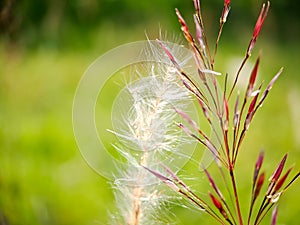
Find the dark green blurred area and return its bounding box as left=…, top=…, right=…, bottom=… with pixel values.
left=1, top=0, right=300, bottom=50
left=0, top=0, right=300, bottom=225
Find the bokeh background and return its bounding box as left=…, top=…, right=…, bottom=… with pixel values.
left=0, top=0, right=299, bottom=224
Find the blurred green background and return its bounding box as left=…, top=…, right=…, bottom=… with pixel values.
left=0, top=0, right=299, bottom=224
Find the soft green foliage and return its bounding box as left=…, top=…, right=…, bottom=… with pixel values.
left=1, top=0, right=299, bottom=49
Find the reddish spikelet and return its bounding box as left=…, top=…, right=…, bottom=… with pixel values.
left=194, top=15, right=206, bottom=51
left=254, top=172, right=265, bottom=200
left=205, top=139, right=222, bottom=163
left=161, top=164, right=190, bottom=190
left=156, top=39, right=178, bottom=67
left=274, top=166, right=293, bottom=193
left=223, top=96, right=229, bottom=131
left=244, top=88, right=260, bottom=130
left=213, top=0, right=230, bottom=65
left=221, top=0, right=231, bottom=23
left=177, top=123, right=193, bottom=137
left=247, top=2, right=270, bottom=55
left=151, top=1, right=299, bottom=225
left=204, top=168, right=223, bottom=199
left=193, top=0, right=201, bottom=16
left=270, top=154, right=288, bottom=182
left=209, top=193, right=229, bottom=220
left=271, top=205, right=278, bottom=225
left=253, top=151, right=264, bottom=188
left=198, top=68, right=207, bottom=83
left=143, top=166, right=169, bottom=182
left=233, top=94, right=240, bottom=128
left=178, top=122, right=224, bottom=165
left=143, top=167, right=180, bottom=192
left=248, top=90, right=260, bottom=114
left=198, top=98, right=211, bottom=123
left=209, top=193, right=223, bottom=210
left=182, top=79, right=196, bottom=96
left=156, top=42, right=208, bottom=106
left=256, top=151, right=264, bottom=171
left=253, top=2, right=269, bottom=38
left=176, top=9, right=194, bottom=43
left=175, top=108, right=200, bottom=132
left=161, top=164, right=178, bottom=180
left=247, top=55, right=260, bottom=98
left=256, top=68, right=283, bottom=110
left=165, top=181, right=181, bottom=192
left=266, top=69, right=282, bottom=91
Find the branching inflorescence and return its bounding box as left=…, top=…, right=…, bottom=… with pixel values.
left=144, top=0, right=299, bottom=225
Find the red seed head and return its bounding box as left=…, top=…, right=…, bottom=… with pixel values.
left=254, top=172, right=265, bottom=199
left=248, top=89, right=260, bottom=114
left=221, top=0, right=231, bottom=23
left=248, top=1, right=270, bottom=54
left=256, top=150, right=264, bottom=171
left=253, top=151, right=264, bottom=189
left=209, top=193, right=229, bottom=220
left=224, top=0, right=230, bottom=6
left=247, top=55, right=260, bottom=98
left=175, top=8, right=187, bottom=27
left=175, top=9, right=194, bottom=43
left=209, top=193, right=223, bottom=210
left=270, top=154, right=288, bottom=182
left=244, top=88, right=261, bottom=130
left=274, top=166, right=293, bottom=193
left=253, top=2, right=269, bottom=38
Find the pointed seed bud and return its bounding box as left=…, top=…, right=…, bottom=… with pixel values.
left=269, top=154, right=288, bottom=182
left=254, top=172, right=265, bottom=200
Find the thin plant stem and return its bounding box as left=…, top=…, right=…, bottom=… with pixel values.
left=254, top=203, right=274, bottom=225
left=228, top=54, right=250, bottom=100
left=230, top=168, right=243, bottom=225
left=213, top=22, right=224, bottom=66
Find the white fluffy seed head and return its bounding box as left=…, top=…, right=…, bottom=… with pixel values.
left=110, top=40, right=195, bottom=225
left=112, top=40, right=196, bottom=166
left=110, top=164, right=176, bottom=225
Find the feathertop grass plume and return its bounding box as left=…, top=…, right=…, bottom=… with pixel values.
left=110, top=41, right=196, bottom=224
